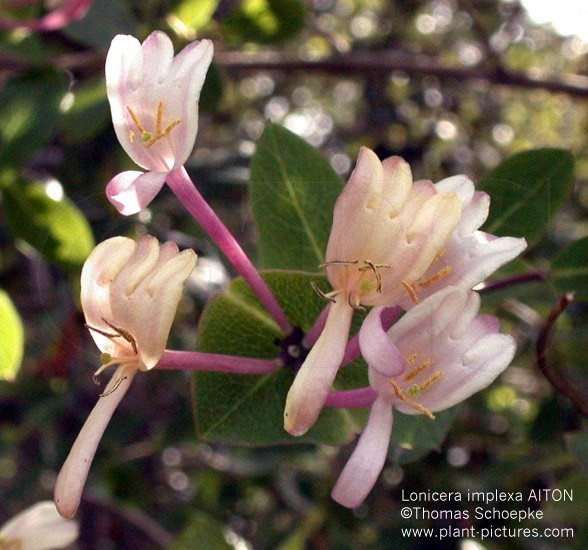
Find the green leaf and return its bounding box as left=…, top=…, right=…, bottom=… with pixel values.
left=173, top=0, right=220, bottom=31
left=193, top=271, right=367, bottom=446
left=0, top=290, right=24, bottom=381
left=0, top=70, right=67, bottom=168
left=550, top=237, right=588, bottom=302
left=171, top=511, right=231, bottom=550
left=388, top=407, right=459, bottom=465
left=222, top=0, right=306, bottom=45
left=1, top=179, right=94, bottom=269
left=250, top=124, right=343, bottom=271
left=478, top=149, right=574, bottom=245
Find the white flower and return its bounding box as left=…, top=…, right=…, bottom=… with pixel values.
left=54, top=235, right=196, bottom=518
left=105, top=31, right=213, bottom=214
left=332, top=287, right=516, bottom=508
left=0, top=501, right=78, bottom=550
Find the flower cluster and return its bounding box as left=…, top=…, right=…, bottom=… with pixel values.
left=52, top=29, right=527, bottom=520
left=283, top=147, right=526, bottom=506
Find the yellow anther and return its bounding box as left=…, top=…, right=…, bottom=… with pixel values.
left=405, top=352, right=419, bottom=364
left=420, top=370, right=443, bottom=390
left=404, top=358, right=434, bottom=381
left=390, top=379, right=435, bottom=419
left=418, top=266, right=453, bottom=288
left=401, top=280, right=419, bottom=304
left=126, top=101, right=181, bottom=148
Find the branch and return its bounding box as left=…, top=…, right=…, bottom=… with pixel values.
left=214, top=51, right=588, bottom=98
left=536, top=292, right=588, bottom=417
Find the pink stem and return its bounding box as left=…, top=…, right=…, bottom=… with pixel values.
left=156, top=349, right=280, bottom=375
left=0, top=0, right=92, bottom=31
left=166, top=167, right=291, bottom=334
left=302, top=303, right=330, bottom=348
left=325, top=387, right=377, bottom=409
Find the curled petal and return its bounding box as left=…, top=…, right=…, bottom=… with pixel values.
left=284, top=298, right=354, bottom=436
left=0, top=501, right=78, bottom=550
left=359, top=306, right=404, bottom=378
left=331, top=395, right=394, bottom=508
left=54, top=366, right=136, bottom=518
left=106, top=170, right=167, bottom=215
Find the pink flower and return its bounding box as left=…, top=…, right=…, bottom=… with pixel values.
left=0, top=501, right=78, bottom=550
left=105, top=31, right=213, bottom=215
left=54, top=236, right=196, bottom=518
left=0, top=0, right=92, bottom=31
left=331, top=287, right=517, bottom=508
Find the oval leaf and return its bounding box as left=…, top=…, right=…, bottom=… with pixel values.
left=193, top=271, right=368, bottom=446
left=550, top=236, right=588, bottom=302
left=478, top=148, right=574, bottom=245
left=0, top=290, right=24, bottom=381
left=250, top=124, right=343, bottom=271
left=2, top=179, right=94, bottom=269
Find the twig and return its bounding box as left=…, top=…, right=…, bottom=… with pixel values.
left=478, top=271, right=547, bottom=294
left=536, top=293, right=588, bottom=417
left=214, top=51, right=588, bottom=99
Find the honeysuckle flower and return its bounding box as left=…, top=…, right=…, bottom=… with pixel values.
left=284, top=148, right=527, bottom=437
left=54, top=235, right=196, bottom=518
left=0, top=501, right=78, bottom=550
left=331, top=287, right=516, bottom=508
left=0, top=0, right=92, bottom=31
left=284, top=147, right=463, bottom=435
left=105, top=31, right=213, bottom=215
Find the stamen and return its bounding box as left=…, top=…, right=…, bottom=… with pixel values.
left=404, top=358, right=434, bottom=381
left=401, top=280, right=419, bottom=304
left=311, top=280, right=337, bottom=303
left=348, top=292, right=366, bottom=311
left=319, top=259, right=359, bottom=268
left=420, top=371, right=443, bottom=390
left=100, top=376, right=128, bottom=397
left=405, top=352, right=419, bottom=364
left=86, top=319, right=138, bottom=354
left=418, top=266, right=452, bottom=288
left=126, top=101, right=181, bottom=149
left=390, top=379, right=435, bottom=419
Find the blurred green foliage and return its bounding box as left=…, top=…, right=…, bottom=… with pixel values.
left=0, top=0, right=587, bottom=548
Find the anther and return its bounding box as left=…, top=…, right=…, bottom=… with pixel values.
left=311, top=280, right=337, bottom=303
left=390, top=379, right=435, bottom=419
left=319, top=259, right=359, bottom=268
left=418, top=266, right=452, bottom=288
left=420, top=371, right=443, bottom=391
left=404, top=358, right=434, bottom=381
left=401, top=280, right=419, bottom=304
left=126, top=101, right=181, bottom=148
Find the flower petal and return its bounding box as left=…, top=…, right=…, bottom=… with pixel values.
left=54, top=366, right=136, bottom=519
left=284, top=298, right=354, bottom=436
left=359, top=306, right=404, bottom=378
left=0, top=502, right=78, bottom=550
left=106, top=170, right=167, bottom=215
left=331, top=395, right=394, bottom=508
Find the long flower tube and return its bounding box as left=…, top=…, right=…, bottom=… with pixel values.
left=331, top=287, right=517, bottom=508
left=165, top=167, right=291, bottom=334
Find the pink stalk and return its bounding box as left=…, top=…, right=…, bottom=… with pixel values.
left=302, top=303, right=331, bottom=348
left=157, top=349, right=280, bottom=375
left=325, top=387, right=377, bottom=408
left=166, top=167, right=291, bottom=334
